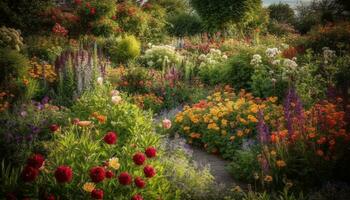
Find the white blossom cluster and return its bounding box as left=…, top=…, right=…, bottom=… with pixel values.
left=143, top=44, right=183, bottom=68
left=250, top=54, right=262, bottom=66
left=265, top=47, right=281, bottom=58
left=198, top=49, right=227, bottom=68
left=322, top=47, right=336, bottom=64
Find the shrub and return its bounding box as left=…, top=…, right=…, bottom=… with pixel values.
left=0, top=49, right=28, bottom=87
left=140, top=44, right=183, bottom=70
left=0, top=26, right=24, bottom=51
left=167, top=13, right=203, bottom=37
left=227, top=149, right=260, bottom=183
left=107, top=35, right=141, bottom=65
left=198, top=49, right=228, bottom=85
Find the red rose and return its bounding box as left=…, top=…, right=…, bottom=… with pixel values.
left=54, top=165, right=73, bottom=183
left=21, top=166, right=39, bottom=182
left=104, top=131, right=117, bottom=145
left=134, top=176, right=146, bottom=188
left=27, top=154, right=45, bottom=169
left=90, top=8, right=96, bottom=15
left=45, top=194, right=55, bottom=200
left=50, top=124, right=60, bottom=132
left=131, top=194, right=144, bottom=200
left=89, top=167, right=106, bottom=183
left=91, top=189, right=103, bottom=199
left=106, top=170, right=114, bottom=178
left=133, top=153, right=146, bottom=165
left=145, top=147, right=157, bottom=158
left=118, top=172, right=132, bottom=185
left=143, top=165, right=156, bottom=178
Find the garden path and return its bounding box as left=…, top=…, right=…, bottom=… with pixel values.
left=154, top=106, right=237, bottom=187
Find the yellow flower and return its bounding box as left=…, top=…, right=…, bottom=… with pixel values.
left=250, top=105, right=259, bottom=113
left=276, top=160, right=286, bottom=168
left=207, top=123, right=219, bottom=131
left=175, top=114, right=183, bottom=123
left=183, top=126, right=190, bottom=132
left=268, top=96, right=278, bottom=103
left=221, top=130, right=227, bottom=136
left=231, top=185, right=243, bottom=193
left=109, top=157, right=120, bottom=170
left=83, top=182, right=95, bottom=192
left=264, top=175, right=273, bottom=182
left=221, top=119, right=228, bottom=127
left=247, top=115, right=258, bottom=123
left=230, top=136, right=236, bottom=141
left=270, top=150, right=277, bottom=156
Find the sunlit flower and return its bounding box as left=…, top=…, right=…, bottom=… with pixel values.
left=97, top=77, right=103, bottom=85
left=83, top=182, right=96, bottom=192
left=276, top=160, right=286, bottom=168
left=111, top=95, right=122, bottom=105
left=108, top=157, right=120, bottom=170
left=264, top=175, right=273, bottom=182
left=162, top=118, right=172, bottom=129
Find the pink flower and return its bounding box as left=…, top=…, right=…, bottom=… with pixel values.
left=162, top=118, right=171, bottom=129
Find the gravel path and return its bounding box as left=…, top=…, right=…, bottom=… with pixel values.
left=154, top=106, right=236, bottom=187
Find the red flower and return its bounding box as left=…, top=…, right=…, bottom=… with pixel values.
left=54, top=165, right=73, bottom=183
left=111, top=15, right=117, bottom=20
left=90, top=8, right=96, bottom=15
left=72, top=118, right=80, bottom=125
left=21, top=166, right=39, bottom=182
left=134, top=176, right=146, bottom=188
left=104, top=131, right=117, bottom=145
left=133, top=152, right=146, bottom=165
left=118, top=172, right=132, bottom=185
left=131, top=194, right=144, bottom=200
left=27, top=154, right=45, bottom=169
left=143, top=165, right=156, bottom=178
left=50, top=124, right=60, bottom=132
left=106, top=170, right=114, bottom=178
left=74, top=0, right=82, bottom=5
left=89, top=167, right=106, bottom=183
left=91, top=189, right=103, bottom=199
left=145, top=147, right=157, bottom=158
left=86, top=2, right=91, bottom=8
left=45, top=194, right=55, bottom=200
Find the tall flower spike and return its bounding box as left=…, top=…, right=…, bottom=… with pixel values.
left=257, top=110, right=269, bottom=144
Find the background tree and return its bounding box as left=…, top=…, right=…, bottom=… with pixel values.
left=189, top=0, right=262, bottom=32
left=167, top=13, right=204, bottom=37
left=268, top=3, right=295, bottom=24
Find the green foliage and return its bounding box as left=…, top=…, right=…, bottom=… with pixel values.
left=167, top=13, right=204, bottom=37
left=268, top=3, right=295, bottom=24
left=268, top=21, right=296, bottom=36
left=107, top=35, right=141, bottom=65
left=190, top=0, right=262, bottom=31
left=25, top=36, right=64, bottom=63
left=227, top=149, right=260, bottom=182
left=0, top=0, right=53, bottom=35
left=0, top=26, right=24, bottom=51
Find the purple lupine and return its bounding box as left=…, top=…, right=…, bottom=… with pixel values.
left=283, top=87, right=304, bottom=135
left=257, top=110, right=269, bottom=144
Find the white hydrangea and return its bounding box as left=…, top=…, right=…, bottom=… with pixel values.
left=265, top=48, right=281, bottom=58
left=250, top=54, right=262, bottom=65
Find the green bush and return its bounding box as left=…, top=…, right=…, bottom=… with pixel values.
left=107, top=35, right=141, bottom=65
left=227, top=149, right=260, bottom=183
left=167, top=13, right=203, bottom=37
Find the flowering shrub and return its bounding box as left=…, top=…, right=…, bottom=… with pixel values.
left=173, top=86, right=282, bottom=158
left=29, top=58, right=57, bottom=83
left=198, top=48, right=228, bottom=84
left=132, top=93, right=164, bottom=113
left=140, top=44, right=183, bottom=69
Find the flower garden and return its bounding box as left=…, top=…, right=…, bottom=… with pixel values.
left=1, top=0, right=350, bottom=199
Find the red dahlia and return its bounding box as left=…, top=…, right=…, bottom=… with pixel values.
left=131, top=194, right=144, bottom=200
left=104, top=131, right=117, bottom=144
left=21, top=166, right=39, bottom=182
left=134, top=176, right=146, bottom=188
left=145, top=147, right=157, bottom=158
left=50, top=124, right=60, bottom=132
left=45, top=194, right=55, bottom=200
left=143, top=165, right=156, bottom=178
left=89, top=167, right=106, bottom=183
left=133, top=152, right=146, bottom=165
left=106, top=170, right=114, bottom=178
left=54, top=165, right=73, bottom=183
left=91, top=189, right=104, bottom=199
left=27, top=153, right=45, bottom=169
left=118, top=172, right=132, bottom=185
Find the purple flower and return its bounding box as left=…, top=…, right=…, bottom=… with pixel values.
left=41, top=96, right=50, bottom=104
left=257, top=110, right=269, bottom=144
left=283, top=87, right=304, bottom=135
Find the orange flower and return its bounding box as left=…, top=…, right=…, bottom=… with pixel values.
left=96, top=115, right=107, bottom=124
left=317, top=137, right=326, bottom=145
left=308, top=133, right=316, bottom=139
left=190, top=133, right=201, bottom=139
left=271, top=134, right=278, bottom=143
left=276, top=160, right=286, bottom=168
left=78, top=121, right=92, bottom=127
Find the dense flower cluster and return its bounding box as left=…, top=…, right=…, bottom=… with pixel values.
left=174, top=87, right=282, bottom=158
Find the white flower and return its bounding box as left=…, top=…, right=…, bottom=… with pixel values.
left=147, top=61, right=154, bottom=67
left=110, top=90, right=120, bottom=96
left=266, top=48, right=281, bottom=58
left=222, top=55, right=228, bottom=59
left=111, top=95, right=122, bottom=105
left=283, top=59, right=298, bottom=70
left=322, top=47, right=336, bottom=64
left=198, top=54, right=206, bottom=61
left=97, top=77, right=103, bottom=85
left=250, top=54, right=262, bottom=65
left=272, top=59, right=280, bottom=65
